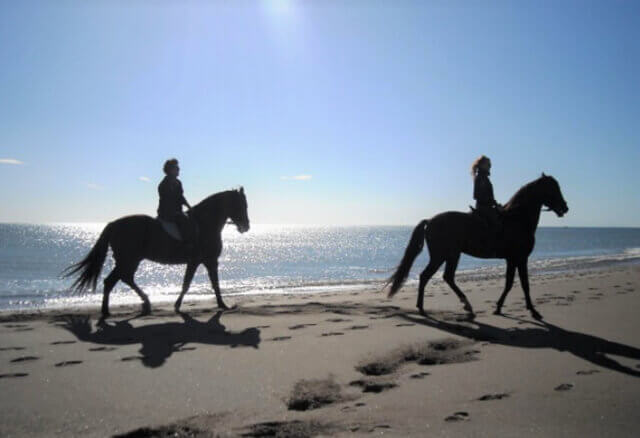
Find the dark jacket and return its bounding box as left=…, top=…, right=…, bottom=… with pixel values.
left=157, top=176, right=188, bottom=220
left=473, top=170, right=497, bottom=208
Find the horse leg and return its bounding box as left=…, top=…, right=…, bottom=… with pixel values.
left=518, top=260, right=542, bottom=320
left=494, top=260, right=516, bottom=315
left=174, top=262, right=199, bottom=312
left=101, top=268, right=120, bottom=317
left=204, top=260, right=228, bottom=310
left=120, top=265, right=151, bottom=315
left=443, top=254, right=474, bottom=315
left=417, top=258, right=444, bottom=314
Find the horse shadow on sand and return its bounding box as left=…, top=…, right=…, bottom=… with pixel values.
left=57, top=311, right=260, bottom=368
left=399, top=311, right=640, bottom=377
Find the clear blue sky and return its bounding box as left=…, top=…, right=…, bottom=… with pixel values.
left=1, top=0, right=638, bottom=226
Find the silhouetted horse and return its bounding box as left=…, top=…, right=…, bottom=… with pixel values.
left=387, top=174, right=568, bottom=320
left=63, top=188, right=250, bottom=316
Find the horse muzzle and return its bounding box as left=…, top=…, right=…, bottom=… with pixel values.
left=237, top=223, right=250, bottom=233
left=555, top=205, right=569, bottom=217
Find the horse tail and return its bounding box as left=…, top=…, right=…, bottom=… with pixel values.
left=386, top=219, right=429, bottom=298
left=62, top=222, right=114, bottom=293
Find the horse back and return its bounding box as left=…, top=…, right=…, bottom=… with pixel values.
left=108, top=215, right=189, bottom=265
left=427, top=210, right=534, bottom=259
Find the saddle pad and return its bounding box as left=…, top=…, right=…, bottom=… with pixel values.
left=156, top=217, right=182, bottom=241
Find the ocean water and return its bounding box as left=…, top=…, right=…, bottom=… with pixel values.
left=1, top=223, right=639, bottom=311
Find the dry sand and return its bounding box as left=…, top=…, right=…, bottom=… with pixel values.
left=1, top=265, right=639, bottom=437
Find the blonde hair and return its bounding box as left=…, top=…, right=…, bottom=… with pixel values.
left=471, top=155, right=491, bottom=176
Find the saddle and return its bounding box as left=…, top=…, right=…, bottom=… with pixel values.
left=469, top=206, right=504, bottom=257
left=156, top=217, right=183, bottom=241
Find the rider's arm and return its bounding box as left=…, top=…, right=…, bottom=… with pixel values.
left=176, top=180, right=191, bottom=210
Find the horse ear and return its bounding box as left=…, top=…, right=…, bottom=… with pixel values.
left=239, top=186, right=244, bottom=194
left=541, top=172, right=546, bottom=178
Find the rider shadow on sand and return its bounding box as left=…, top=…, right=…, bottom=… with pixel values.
left=398, top=312, right=640, bottom=377
left=58, top=311, right=260, bottom=368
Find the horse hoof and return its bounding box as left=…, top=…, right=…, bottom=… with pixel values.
left=493, top=308, right=502, bottom=315
left=141, top=304, right=151, bottom=315
left=531, top=310, right=543, bottom=320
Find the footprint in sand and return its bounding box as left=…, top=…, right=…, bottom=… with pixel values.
left=445, top=412, right=469, bottom=422
left=51, top=340, right=76, bottom=345
left=554, top=383, right=574, bottom=391
left=576, top=370, right=600, bottom=376
left=256, top=325, right=271, bottom=329
left=395, top=323, right=415, bottom=327
left=177, top=347, right=196, bottom=352
left=121, top=356, right=143, bottom=362
left=54, top=360, right=83, bottom=367
left=350, top=379, right=397, bottom=393
left=288, top=323, right=317, bottom=330
left=10, top=356, right=39, bottom=363
left=0, top=347, right=26, bottom=351
left=368, top=425, right=392, bottom=432
left=0, top=372, right=28, bottom=379
left=326, top=318, right=351, bottom=323
left=410, top=372, right=430, bottom=379
left=320, top=332, right=344, bottom=337
left=89, top=346, right=118, bottom=352
left=269, top=336, right=292, bottom=342
left=477, top=393, right=510, bottom=401
left=346, top=325, right=369, bottom=330
left=4, top=324, right=28, bottom=328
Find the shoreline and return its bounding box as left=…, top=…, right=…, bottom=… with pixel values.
left=2, top=256, right=639, bottom=319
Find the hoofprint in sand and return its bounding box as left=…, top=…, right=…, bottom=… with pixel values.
left=1, top=266, right=639, bottom=437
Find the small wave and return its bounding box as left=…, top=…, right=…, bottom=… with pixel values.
left=624, top=247, right=640, bottom=256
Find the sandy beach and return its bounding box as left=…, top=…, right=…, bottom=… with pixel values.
left=1, top=265, right=639, bottom=437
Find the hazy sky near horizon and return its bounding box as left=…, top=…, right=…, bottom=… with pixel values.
left=1, top=1, right=639, bottom=226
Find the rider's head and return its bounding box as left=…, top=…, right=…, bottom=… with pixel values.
left=163, top=158, right=180, bottom=177
left=471, top=155, right=491, bottom=176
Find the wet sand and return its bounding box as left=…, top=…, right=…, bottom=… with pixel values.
left=1, top=265, right=639, bottom=437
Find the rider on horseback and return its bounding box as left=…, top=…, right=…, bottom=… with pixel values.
left=158, top=158, right=194, bottom=248
left=471, top=155, right=503, bottom=249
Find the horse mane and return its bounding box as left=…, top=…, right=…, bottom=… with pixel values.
left=193, top=188, right=244, bottom=211
left=504, top=176, right=547, bottom=212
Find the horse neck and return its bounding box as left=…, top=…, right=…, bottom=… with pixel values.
left=193, top=194, right=229, bottom=232
left=507, top=185, right=543, bottom=234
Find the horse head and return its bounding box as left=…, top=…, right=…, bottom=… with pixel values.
left=539, top=173, right=569, bottom=217
left=228, top=187, right=250, bottom=233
